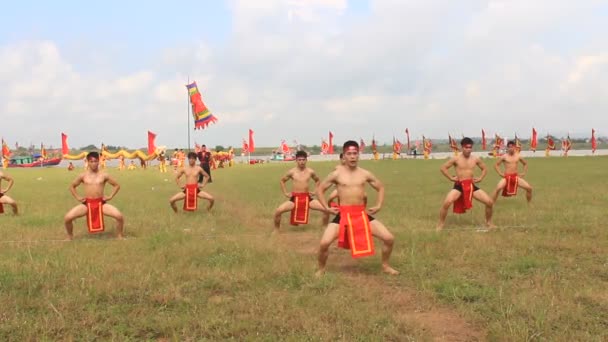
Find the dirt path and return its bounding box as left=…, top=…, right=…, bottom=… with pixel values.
left=277, top=231, right=487, bottom=341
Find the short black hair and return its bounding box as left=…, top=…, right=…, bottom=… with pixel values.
left=343, top=140, right=359, bottom=151
left=460, top=137, right=474, bottom=146
left=295, top=150, right=307, bottom=159
left=507, top=140, right=516, bottom=147
left=187, top=152, right=197, bottom=159
left=86, top=152, right=99, bottom=160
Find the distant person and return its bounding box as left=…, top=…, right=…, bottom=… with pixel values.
left=437, top=137, right=495, bottom=231
left=492, top=141, right=533, bottom=204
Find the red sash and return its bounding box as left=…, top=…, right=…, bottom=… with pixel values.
left=85, top=198, right=105, bottom=233
left=502, top=173, right=518, bottom=197
left=290, top=192, right=310, bottom=225
left=183, top=184, right=198, bottom=211
left=453, top=179, right=474, bottom=214
left=337, top=205, right=375, bottom=258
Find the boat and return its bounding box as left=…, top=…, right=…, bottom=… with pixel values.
left=8, top=155, right=62, bottom=168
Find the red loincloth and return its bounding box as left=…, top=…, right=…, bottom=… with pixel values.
left=502, top=173, right=518, bottom=197
left=183, top=184, right=199, bottom=211
left=85, top=198, right=105, bottom=233
left=337, top=205, right=375, bottom=258
left=0, top=203, right=4, bottom=214
left=453, top=179, right=474, bottom=214
left=290, top=192, right=310, bottom=225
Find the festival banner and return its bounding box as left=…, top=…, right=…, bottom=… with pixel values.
left=186, top=81, right=218, bottom=129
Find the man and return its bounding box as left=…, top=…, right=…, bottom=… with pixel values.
left=316, top=141, right=398, bottom=276
left=197, top=145, right=213, bottom=184
left=492, top=141, right=533, bottom=203
left=169, top=152, right=214, bottom=212
left=437, top=137, right=495, bottom=231
left=64, top=152, right=124, bottom=240
left=273, top=150, right=326, bottom=233
left=158, top=151, right=167, bottom=173
left=0, top=170, right=19, bottom=215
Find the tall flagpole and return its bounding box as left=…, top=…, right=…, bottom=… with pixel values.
left=187, top=76, right=191, bottom=152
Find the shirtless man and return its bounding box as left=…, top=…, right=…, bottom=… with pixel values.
left=437, top=137, right=495, bottom=231
left=316, top=141, right=398, bottom=276
left=169, top=152, right=214, bottom=212
left=492, top=141, right=532, bottom=203
left=0, top=170, right=19, bottom=215
left=273, top=150, right=326, bottom=232
left=64, top=152, right=124, bottom=240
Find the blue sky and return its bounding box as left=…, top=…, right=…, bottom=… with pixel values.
left=1, top=0, right=607, bottom=149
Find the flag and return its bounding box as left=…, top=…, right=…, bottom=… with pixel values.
left=423, top=136, right=433, bottom=154
left=405, top=128, right=411, bottom=152
left=248, top=129, right=255, bottom=152
left=328, top=131, right=334, bottom=154
left=186, top=81, right=218, bottom=130
left=321, top=139, right=329, bottom=154
left=393, top=137, right=402, bottom=154
left=359, top=138, right=366, bottom=153
left=449, top=134, right=459, bottom=152
left=2, top=138, right=11, bottom=158
left=547, top=135, right=556, bottom=150
left=61, top=133, right=69, bottom=155
left=530, top=128, right=538, bottom=152
left=41, top=143, right=47, bottom=159
left=147, top=131, right=157, bottom=155
left=280, top=140, right=290, bottom=154
left=591, top=129, right=597, bottom=153
left=242, top=139, right=249, bottom=153
left=563, top=134, right=572, bottom=152
left=493, top=133, right=503, bottom=151
left=514, top=133, right=522, bottom=152
left=481, top=129, right=487, bottom=150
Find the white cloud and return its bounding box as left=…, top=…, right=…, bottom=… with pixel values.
left=1, top=1, right=608, bottom=148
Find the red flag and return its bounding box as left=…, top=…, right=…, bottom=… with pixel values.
left=481, top=129, right=487, bottom=150
left=242, top=139, right=249, bottom=153
left=547, top=135, right=556, bottom=150
left=2, top=138, right=11, bottom=158
left=393, top=137, right=402, bottom=154
left=61, top=133, right=69, bottom=155
left=449, top=134, right=459, bottom=152
left=281, top=140, right=290, bottom=154
left=248, top=129, right=255, bottom=152
left=591, top=129, right=597, bottom=153
left=405, top=128, right=411, bottom=152
left=530, top=128, right=538, bottom=152
left=328, top=131, right=334, bottom=154
left=359, top=138, right=366, bottom=152
left=147, top=131, right=157, bottom=155
left=321, top=140, right=329, bottom=154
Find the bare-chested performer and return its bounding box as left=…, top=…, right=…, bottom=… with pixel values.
left=492, top=140, right=533, bottom=203
left=0, top=170, right=19, bottom=215
left=273, top=150, right=326, bottom=233
left=316, top=140, right=398, bottom=276
left=64, top=152, right=124, bottom=240
left=437, top=137, right=495, bottom=231
left=169, top=152, right=214, bottom=212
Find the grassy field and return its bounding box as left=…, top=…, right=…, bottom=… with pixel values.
left=1, top=157, right=607, bottom=341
